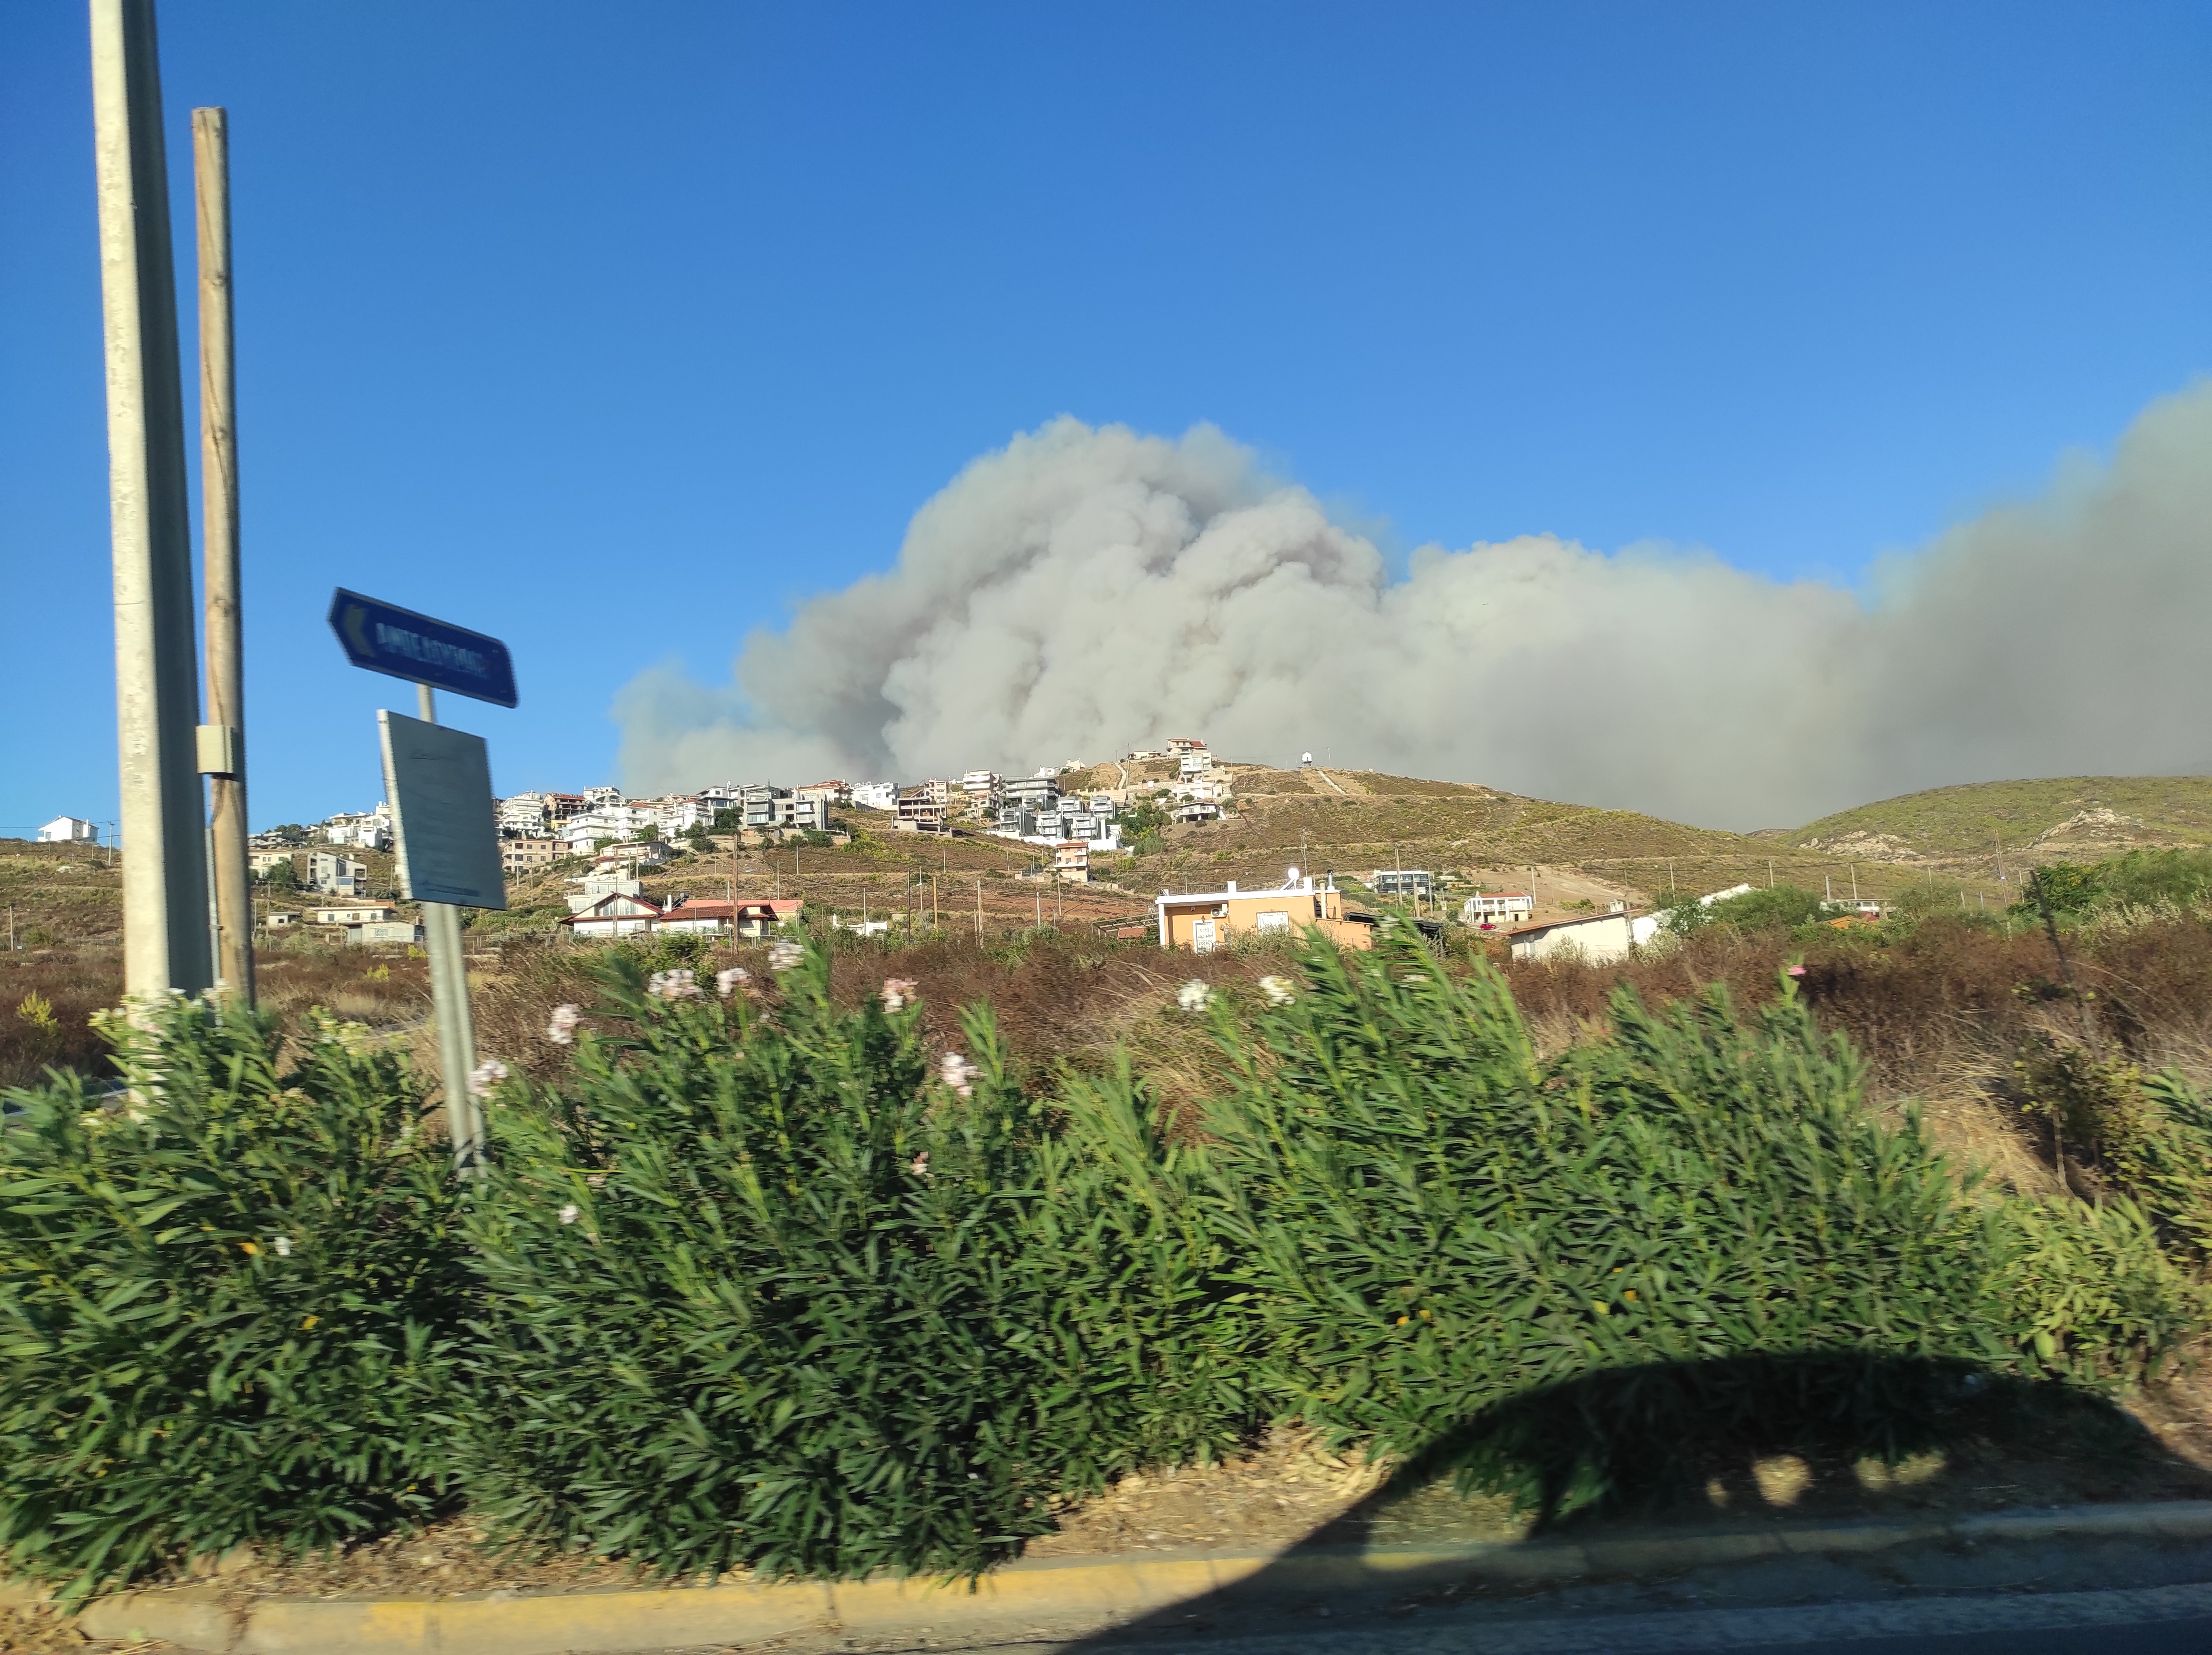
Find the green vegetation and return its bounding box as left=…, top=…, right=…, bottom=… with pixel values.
left=1659, top=883, right=1833, bottom=939
left=2091, top=849, right=2212, bottom=911
left=0, top=998, right=467, bottom=1596
left=3, top=934, right=2206, bottom=1592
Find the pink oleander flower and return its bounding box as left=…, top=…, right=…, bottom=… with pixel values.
left=545, top=1003, right=583, bottom=1044
left=716, top=967, right=750, bottom=998
left=910, top=1150, right=931, bottom=1176
left=939, top=1051, right=979, bottom=1097
left=768, top=938, right=804, bottom=973
left=469, top=1058, right=509, bottom=1098
left=647, top=968, right=702, bottom=1001
left=881, top=977, right=919, bottom=1013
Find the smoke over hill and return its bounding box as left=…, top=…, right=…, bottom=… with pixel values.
left=614, top=382, right=2212, bottom=829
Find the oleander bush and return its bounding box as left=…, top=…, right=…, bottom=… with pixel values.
left=1199, top=931, right=2206, bottom=1515
left=0, top=996, right=468, bottom=1596
left=3, top=930, right=2206, bottom=1589
left=453, top=950, right=1250, bottom=1582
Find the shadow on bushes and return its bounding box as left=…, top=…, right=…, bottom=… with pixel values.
left=1386, top=1352, right=2194, bottom=1533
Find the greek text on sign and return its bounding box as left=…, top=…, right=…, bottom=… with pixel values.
left=327, top=589, right=519, bottom=708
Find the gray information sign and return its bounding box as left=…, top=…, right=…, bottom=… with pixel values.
left=378, top=711, right=507, bottom=910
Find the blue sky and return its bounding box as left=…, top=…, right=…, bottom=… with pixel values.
left=4, top=1, right=2209, bottom=833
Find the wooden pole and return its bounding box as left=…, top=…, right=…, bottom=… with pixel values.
left=92, top=0, right=212, bottom=998
left=193, top=106, right=251, bottom=1003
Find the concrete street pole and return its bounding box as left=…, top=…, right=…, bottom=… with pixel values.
left=92, top=0, right=212, bottom=998
left=415, top=684, right=484, bottom=1174
left=194, top=106, right=253, bottom=1004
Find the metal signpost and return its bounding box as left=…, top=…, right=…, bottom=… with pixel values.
left=330, top=591, right=515, bottom=1174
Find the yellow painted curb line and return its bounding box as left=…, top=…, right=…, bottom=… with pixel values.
left=58, top=1500, right=2212, bottom=1655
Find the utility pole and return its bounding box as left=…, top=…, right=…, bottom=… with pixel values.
left=92, top=0, right=212, bottom=998
left=193, top=106, right=251, bottom=1004
left=975, top=877, right=983, bottom=940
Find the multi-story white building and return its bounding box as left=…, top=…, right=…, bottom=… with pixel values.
left=561, top=805, right=653, bottom=848
left=322, top=806, right=392, bottom=850
left=850, top=782, right=898, bottom=811
left=1177, top=748, right=1213, bottom=779
left=798, top=780, right=852, bottom=807
left=581, top=786, right=624, bottom=809
left=1462, top=891, right=1534, bottom=926
left=651, top=796, right=707, bottom=836
left=961, top=770, right=1002, bottom=798
left=499, top=792, right=552, bottom=835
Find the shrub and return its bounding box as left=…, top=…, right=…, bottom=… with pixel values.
left=1705, top=883, right=1828, bottom=933
left=1199, top=933, right=2200, bottom=1511
left=2094, top=849, right=2212, bottom=913
left=0, top=996, right=468, bottom=1596
left=455, top=948, right=1250, bottom=1582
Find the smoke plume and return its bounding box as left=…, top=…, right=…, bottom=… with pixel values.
left=614, top=384, right=2212, bottom=829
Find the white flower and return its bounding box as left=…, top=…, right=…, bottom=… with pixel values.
left=545, top=1003, right=583, bottom=1045
left=939, top=1051, right=979, bottom=1097
left=910, top=1150, right=930, bottom=1176
left=768, top=938, right=804, bottom=973
left=881, top=977, right=918, bottom=1013
left=272, top=1235, right=292, bottom=1258
left=1259, top=975, right=1296, bottom=1007
left=647, top=968, right=702, bottom=1001
left=1178, top=979, right=1213, bottom=1013
left=716, top=967, right=750, bottom=998
left=469, top=1058, right=509, bottom=1097
left=558, top=1203, right=580, bottom=1226
left=584, top=1172, right=609, bottom=1189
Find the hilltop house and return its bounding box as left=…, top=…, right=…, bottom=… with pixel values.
left=307, top=852, right=368, bottom=896
left=1369, top=869, right=1434, bottom=901
left=37, top=817, right=96, bottom=844
left=1156, top=871, right=1372, bottom=954
left=501, top=836, right=562, bottom=876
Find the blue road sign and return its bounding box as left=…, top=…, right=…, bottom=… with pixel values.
left=327, top=589, right=518, bottom=708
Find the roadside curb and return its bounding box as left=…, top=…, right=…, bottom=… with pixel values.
left=65, top=1499, right=2212, bottom=1655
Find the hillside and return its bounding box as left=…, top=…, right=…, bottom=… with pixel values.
left=1785, top=776, right=2212, bottom=868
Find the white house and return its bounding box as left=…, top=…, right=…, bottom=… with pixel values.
left=308, top=902, right=398, bottom=927
left=1506, top=910, right=1657, bottom=966
left=1462, top=891, right=1534, bottom=926
left=850, top=783, right=898, bottom=811
left=561, top=805, right=653, bottom=849
left=322, top=807, right=391, bottom=850
left=37, top=817, right=97, bottom=844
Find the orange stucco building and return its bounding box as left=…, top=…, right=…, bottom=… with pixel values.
left=1155, top=871, right=1374, bottom=953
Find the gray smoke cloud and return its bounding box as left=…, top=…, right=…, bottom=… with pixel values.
left=614, top=383, right=2212, bottom=829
